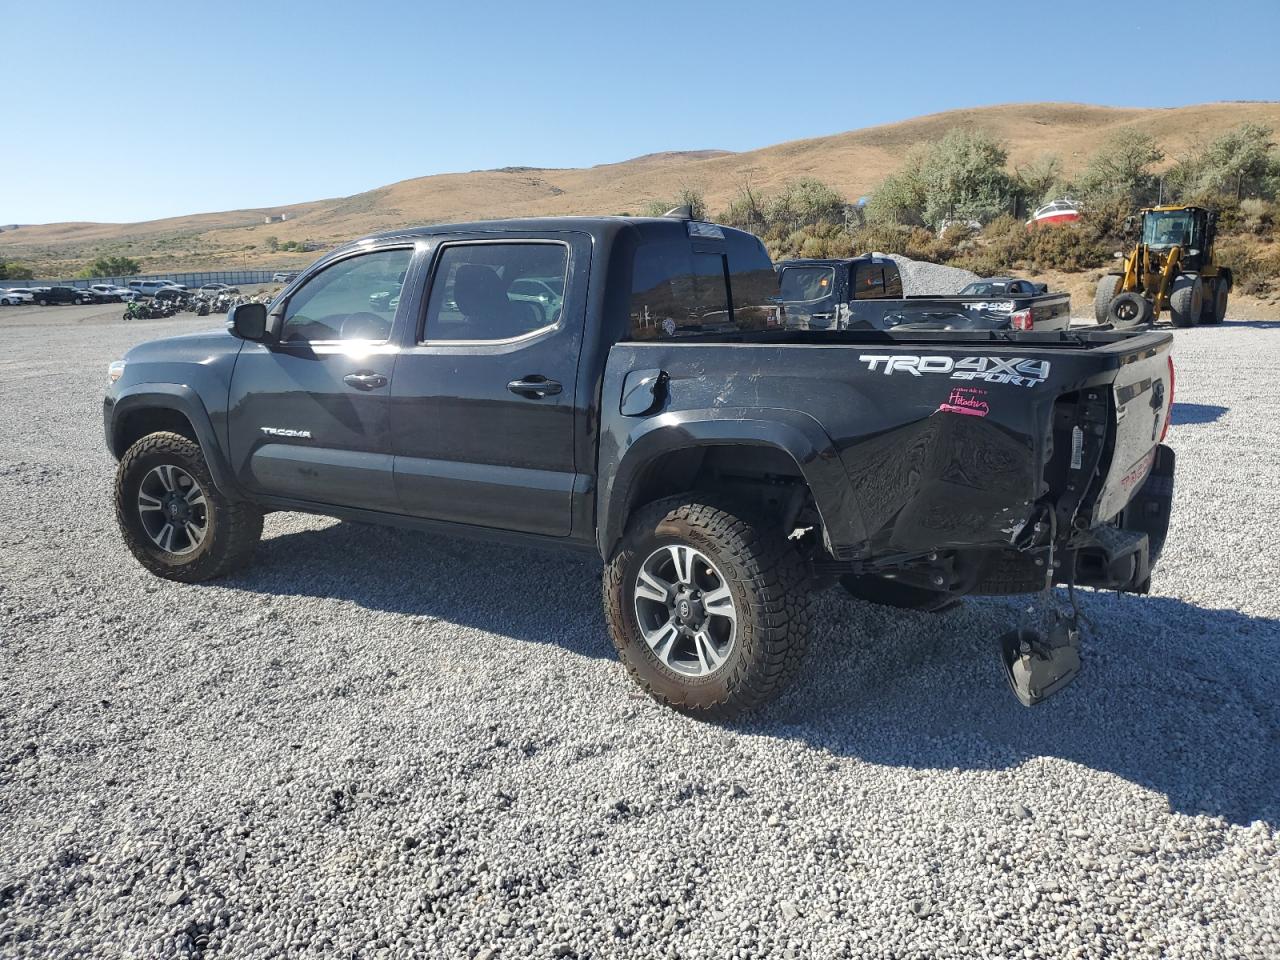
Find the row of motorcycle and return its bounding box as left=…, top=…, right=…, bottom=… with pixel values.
left=123, top=292, right=269, bottom=321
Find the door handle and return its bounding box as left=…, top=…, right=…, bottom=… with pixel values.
left=344, top=371, right=389, bottom=391
left=507, top=376, right=562, bottom=399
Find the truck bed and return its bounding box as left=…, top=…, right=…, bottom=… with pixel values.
left=598, top=327, right=1173, bottom=564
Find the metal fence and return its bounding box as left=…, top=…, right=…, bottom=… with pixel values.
left=3, top=270, right=286, bottom=290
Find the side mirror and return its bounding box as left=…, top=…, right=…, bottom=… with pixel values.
left=227, top=301, right=269, bottom=341
left=1122, top=216, right=1136, bottom=234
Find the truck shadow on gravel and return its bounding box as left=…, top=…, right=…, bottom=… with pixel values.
left=775, top=589, right=1280, bottom=827
left=234, top=521, right=1277, bottom=827
left=1171, top=402, right=1229, bottom=425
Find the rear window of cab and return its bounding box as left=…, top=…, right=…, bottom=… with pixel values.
left=627, top=230, right=780, bottom=340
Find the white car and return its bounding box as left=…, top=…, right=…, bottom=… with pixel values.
left=198, top=282, right=240, bottom=294
left=127, top=280, right=184, bottom=297
left=271, top=272, right=298, bottom=283
left=0, top=288, right=35, bottom=305
left=89, top=284, right=137, bottom=302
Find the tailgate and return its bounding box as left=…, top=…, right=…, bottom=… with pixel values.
left=1092, top=337, right=1174, bottom=521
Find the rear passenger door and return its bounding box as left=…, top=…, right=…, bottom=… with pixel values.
left=389, top=234, right=591, bottom=537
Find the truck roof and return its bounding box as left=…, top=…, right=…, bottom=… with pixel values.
left=776, top=254, right=899, bottom=267
left=352, top=215, right=730, bottom=248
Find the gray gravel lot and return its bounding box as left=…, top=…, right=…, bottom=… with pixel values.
left=1, top=306, right=1278, bottom=959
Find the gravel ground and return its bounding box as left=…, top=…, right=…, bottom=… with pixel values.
left=1, top=311, right=1278, bottom=959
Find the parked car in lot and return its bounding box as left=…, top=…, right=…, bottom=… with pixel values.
left=198, top=283, right=240, bottom=294
left=128, top=280, right=183, bottom=297
left=271, top=272, right=298, bottom=283
left=776, top=255, right=1071, bottom=332
left=1, top=288, right=35, bottom=305
left=88, top=284, right=137, bottom=302
left=34, top=285, right=90, bottom=305
left=105, top=214, right=1176, bottom=716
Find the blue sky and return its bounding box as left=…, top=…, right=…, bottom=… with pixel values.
left=4, top=0, right=1278, bottom=224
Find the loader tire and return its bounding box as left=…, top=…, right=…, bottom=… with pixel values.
left=1107, top=292, right=1153, bottom=328
left=1200, top=278, right=1227, bottom=324
left=1169, top=275, right=1203, bottom=328
left=1094, top=274, right=1121, bottom=324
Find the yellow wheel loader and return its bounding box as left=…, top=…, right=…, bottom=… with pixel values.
left=1095, top=206, right=1232, bottom=329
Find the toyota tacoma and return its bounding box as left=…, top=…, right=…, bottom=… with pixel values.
left=105, top=213, right=1176, bottom=716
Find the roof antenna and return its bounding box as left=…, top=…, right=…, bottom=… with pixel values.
left=663, top=205, right=694, bottom=219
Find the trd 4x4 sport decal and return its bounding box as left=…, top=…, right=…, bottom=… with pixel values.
left=858, top=354, right=1051, bottom=388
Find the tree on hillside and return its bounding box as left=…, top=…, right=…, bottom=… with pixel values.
left=721, top=177, right=768, bottom=229
left=864, top=144, right=929, bottom=227
left=1015, top=153, right=1066, bottom=208
left=641, top=186, right=707, bottom=220
left=0, top=260, right=35, bottom=281
left=78, top=255, right=141, bottom=278
left=763, top=178, right=847, bottom=232
left=919, top=128, right=1015, bottom=229
left=1073, top=129, right=1163, bottom=206
left=1168, top=123, right=1278, bottom=201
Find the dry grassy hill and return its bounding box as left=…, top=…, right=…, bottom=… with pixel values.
left=5, top=101, right=1279, bottom=275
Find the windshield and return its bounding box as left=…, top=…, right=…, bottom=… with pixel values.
left=778, top=266, right=835, bottom=302
left=1143, top=210, right=1197, bottom=249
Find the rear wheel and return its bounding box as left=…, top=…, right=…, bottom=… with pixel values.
left=1094, top=274, right=1121, bottom=324
left=1107, top=292, right=1153, bottom=328
left=1169, top=275, right=1203, bottom=328
left=1201, top=278, right=1228, bottom=324
left=114, top=432, right=262, bottom=582
left=603, top=495, right=810, bottom=717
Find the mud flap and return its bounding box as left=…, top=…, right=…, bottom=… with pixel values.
left=999, top=611, right=1081, bottom=707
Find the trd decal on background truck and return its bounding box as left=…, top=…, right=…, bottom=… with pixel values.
left=858, top=354, right=1051, bottom=387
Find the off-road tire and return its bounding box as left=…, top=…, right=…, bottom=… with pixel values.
left=603, top=495, right=810, bottom=718
left=1169, top=275, right=1203, bottom=328
left=839, top=574, right=961, bottom=613
left=1107, top=291, right=1153, bottom=328
left=114, top=431, right=262, bottom=582
left=1200, top=278, right=1227, bottom=324
left=1094, top=274, right=1121, bottom=324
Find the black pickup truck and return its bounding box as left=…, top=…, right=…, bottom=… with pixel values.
left=104, top=214, right=1175, bottom=716
left=777, top=255, right=1072, bottom=333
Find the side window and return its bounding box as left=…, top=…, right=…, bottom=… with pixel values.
left=853, top=264, right=887, bottom=299
left=281, top=248, right=411, bottom=343
left=883, top=264, right=903, bottom=297
left=628, top=242, right=732, bottom=340
left=423, top=242, right=568, bottom=342
left=724, top=232, right=781, bottom=331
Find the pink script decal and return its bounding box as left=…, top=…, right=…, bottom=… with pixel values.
left=938, top=387, right=990, bottom=418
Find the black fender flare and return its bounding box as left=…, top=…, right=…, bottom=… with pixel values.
left=107, top=384, right=244, bottom=499
left=597, top=406, right=866, bottom=558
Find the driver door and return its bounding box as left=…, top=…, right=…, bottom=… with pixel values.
left=226, top=245, right=417, bottom=512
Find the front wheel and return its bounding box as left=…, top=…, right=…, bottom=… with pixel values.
left=114, top=432, right=262, bottom=582
left=603, top=496, right=810, bottom=718
left=1169, top=275, right=1203, bottom=328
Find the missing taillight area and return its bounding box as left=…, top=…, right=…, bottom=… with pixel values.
left=1160, top=355, right=1175, bottom=443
